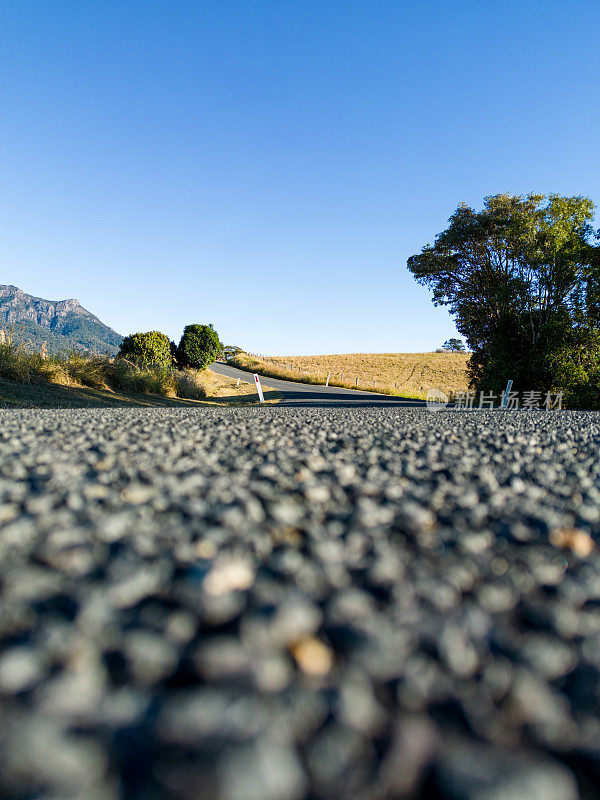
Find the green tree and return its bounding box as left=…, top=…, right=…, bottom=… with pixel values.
left=118, top=331, right=172, bottom=370
left=407, top=193, right=600, bottom=402
left=177, top=323, right=222, bottom=369
left=170, top=340, right=179, bottom=366
left=442, top=338, right=465, bottom=352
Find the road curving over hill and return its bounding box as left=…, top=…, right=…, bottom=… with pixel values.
left=210, top=361, right=425, bottom=407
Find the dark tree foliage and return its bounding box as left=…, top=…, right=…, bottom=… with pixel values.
left=408, top=194, right=600, bottom=406
left=177, top=324, right=222, bottom=369
left=442, top=338, right=465, bottom=352
left=118, top=331, right=172, bottom=370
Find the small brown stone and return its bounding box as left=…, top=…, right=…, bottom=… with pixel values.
left=290, top=637, right=333, bottom=677
left=549, top=528, right=594, bottom=558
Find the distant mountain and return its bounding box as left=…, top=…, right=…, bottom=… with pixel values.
left=0, top=285, right=123, bottom=355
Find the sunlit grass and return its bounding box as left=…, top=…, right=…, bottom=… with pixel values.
left=0, top=334, right=199, bottom=399
left=230, top=351, right=470, bottom=400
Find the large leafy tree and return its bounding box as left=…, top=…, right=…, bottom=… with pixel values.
left=177, top=324, right=222, bottom=369
left=408, top=194, right=600, bottom=400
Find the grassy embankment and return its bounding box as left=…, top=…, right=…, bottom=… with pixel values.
left=230, top=351, right=470, bottom=400
left=0, top=337, right=268, bottom=408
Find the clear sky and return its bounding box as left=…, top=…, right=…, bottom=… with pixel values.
left=1, top=1, right=598, bottom=354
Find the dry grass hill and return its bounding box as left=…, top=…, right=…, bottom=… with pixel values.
left=231, top=351, right=470, bottom=399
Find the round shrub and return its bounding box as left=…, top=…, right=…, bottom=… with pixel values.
left=118, top=331, right=172, bottom=370
left=177, top=324, right=222, bottom=369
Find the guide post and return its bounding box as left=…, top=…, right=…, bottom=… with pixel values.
left=501, top=379, right=513, bottom=409
left=254, top=373, right=264, bottom=403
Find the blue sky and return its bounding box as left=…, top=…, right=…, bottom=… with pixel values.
left=1, top=1, right=598, bottom=354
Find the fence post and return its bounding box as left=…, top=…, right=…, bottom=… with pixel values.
left=356, top=377, right=359, bottom=386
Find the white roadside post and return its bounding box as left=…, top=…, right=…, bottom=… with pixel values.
left=501, top=379, right=513, bottom=409
left=254, top=373, right=265, bottom=403
left=326, top=371, right=331, bottom=387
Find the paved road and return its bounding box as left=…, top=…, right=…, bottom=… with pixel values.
left=1, top=405, right=599, bottom=799
left=210, top=361, right=425, bottom=407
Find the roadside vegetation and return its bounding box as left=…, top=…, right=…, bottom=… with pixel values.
left=0, top=323, right=263, bottom=405
left=0, top=336, right=206, bottom=398
left=230, top=351, right=469, bottom=399
left=441, top=338, right=465, bottom=352
left=176, top=324, right=222, bottom=369
left=408, top=193, right=600, bottom=408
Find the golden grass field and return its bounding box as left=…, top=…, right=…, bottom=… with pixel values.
left=230, top=352, right=470, bottom=399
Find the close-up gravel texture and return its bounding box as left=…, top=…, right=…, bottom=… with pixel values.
left=2, top=406, right=600, bottom=799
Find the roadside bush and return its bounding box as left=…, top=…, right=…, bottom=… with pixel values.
left=60, top=353, right=112, bottom=389
left=0, top=339, right=36, bottom=382
left=0, top=339, right=66, bottom=384
left=544, top=334, right=600, bottom=410
left=118, top=331, right=172, bottom=370
left=177, top=324, right=222, bottom=369
left=0, top=337, right=209, bottom=402
left=173, top=369, right=207, bottom=400
left=102, top=359, right=176, bottom=396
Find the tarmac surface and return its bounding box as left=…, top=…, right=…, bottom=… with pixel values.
left=210, top=362, right=424, bottom=407
left=1, top=405, right=600, bottom=799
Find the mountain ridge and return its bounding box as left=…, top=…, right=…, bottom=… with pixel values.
left=0, top=285, right=123, bottom=355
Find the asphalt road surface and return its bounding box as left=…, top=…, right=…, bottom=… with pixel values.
left=210, top=361, right=425, bottom=407
left=1, top=406, right=600, bottom=800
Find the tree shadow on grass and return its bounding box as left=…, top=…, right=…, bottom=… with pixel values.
left=0, top=378, right=206, bottom=410
left=212, top=390, right=283, bottom=405
left=0, top=378, right=423, bottom=411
